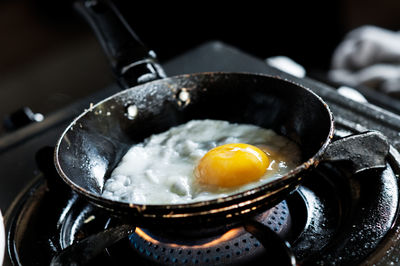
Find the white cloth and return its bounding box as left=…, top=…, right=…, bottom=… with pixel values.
left=265, top=56, right=306, bottom=78
left=329, top=25, right=400, bottom=96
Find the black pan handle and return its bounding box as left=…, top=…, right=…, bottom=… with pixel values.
left=50, top=224, right=135, bottom=265
left=74, top=0, right=166, bottom=89
left=243, top=219, right=296, bottom=266
left=321, top=131, right=389, bottom=174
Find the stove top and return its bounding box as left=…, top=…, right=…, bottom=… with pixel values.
left=5, top=124, right=400, bottom=265
left=2, top=41, right=400, bottom=265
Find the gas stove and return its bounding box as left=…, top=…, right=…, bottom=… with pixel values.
left=2, top=41, right=400, bottom=265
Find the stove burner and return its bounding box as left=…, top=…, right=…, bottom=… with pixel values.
left=127, top=201, right=290, bottom=265
left=4, top=125, right=400, bottom=266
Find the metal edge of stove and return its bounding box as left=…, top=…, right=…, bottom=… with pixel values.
left=0, top=210, right=4, bottom=266
left=0, top=85, right=120, bottom=154
left=2, top=175, right=45, bottom=266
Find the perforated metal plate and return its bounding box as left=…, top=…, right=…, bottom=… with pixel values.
left=129, top=201, right=290, bottom=265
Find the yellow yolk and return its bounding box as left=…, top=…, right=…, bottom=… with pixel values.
left=194, top=143, right=269, bottom=188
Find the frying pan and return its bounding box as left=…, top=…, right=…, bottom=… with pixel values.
left=54, top=0, right=389, bottom=229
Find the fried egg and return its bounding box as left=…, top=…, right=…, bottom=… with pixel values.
left=102, top=120, right=301, bottom=204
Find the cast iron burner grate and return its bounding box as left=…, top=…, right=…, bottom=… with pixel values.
left=4, top=124, right=400, bottom=266
left=127, top=201, right=290, bottom=265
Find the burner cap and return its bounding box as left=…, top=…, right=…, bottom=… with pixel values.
left=127, top=201, right=291, bottom=265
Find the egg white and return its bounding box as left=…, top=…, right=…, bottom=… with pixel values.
left=102, top=120, right=301, bottom=204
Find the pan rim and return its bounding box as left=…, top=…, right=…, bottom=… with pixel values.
left=53, top=71, right=334, bottom=215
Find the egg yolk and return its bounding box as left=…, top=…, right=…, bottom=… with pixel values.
left=194, top=143, right=269, bottom=188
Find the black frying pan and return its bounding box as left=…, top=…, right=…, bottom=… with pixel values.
left=54, top=0, right=389, bottom=229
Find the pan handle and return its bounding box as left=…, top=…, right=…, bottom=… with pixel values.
left=74, top=0, right=166, bottom=89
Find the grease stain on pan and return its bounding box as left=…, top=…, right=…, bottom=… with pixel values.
left=94, top=109, right=103, bottom=115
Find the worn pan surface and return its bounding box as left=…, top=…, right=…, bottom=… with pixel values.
left=54, top=0, right=387, bottom=228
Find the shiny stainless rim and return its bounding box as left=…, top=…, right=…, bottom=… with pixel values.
left=0, top=210, right=4, bottom=266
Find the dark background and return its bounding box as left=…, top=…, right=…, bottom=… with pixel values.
left=0, top=0, right=400, bottom=135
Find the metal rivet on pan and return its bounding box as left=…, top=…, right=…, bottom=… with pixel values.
left=179, top=90, right=190, bottom=102
left=126, top=105, right=138, bottom=120
left=176, top=88, right=190, bottom=107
